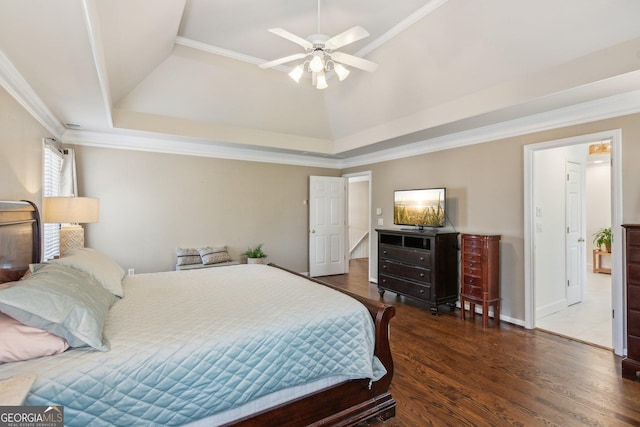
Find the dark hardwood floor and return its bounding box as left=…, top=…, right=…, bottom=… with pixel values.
left=320, top=259, right=640, bottom=426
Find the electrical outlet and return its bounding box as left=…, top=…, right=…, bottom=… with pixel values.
left=127, top=268, right=135, bottom=276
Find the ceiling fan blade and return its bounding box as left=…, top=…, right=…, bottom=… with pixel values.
left=268, top=28, right=314, bottom=50
left=259, top=53, right=308, bottom=69
left=330, top=51, right=378, bottom=72
left=324, top=26, right=369, bottom=50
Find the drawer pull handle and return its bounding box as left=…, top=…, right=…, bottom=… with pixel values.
left=419, top=289, right=424, bottom=293
left=383, top=265, right=387, bottom=269
left=419, top=257, right=424, bottom=261
left=420, top=273, right=424, bottom=277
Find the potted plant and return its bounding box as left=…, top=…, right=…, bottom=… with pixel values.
left=244, top=243, right=267, bottom=264
left=592, top=227, right=612, bottom=253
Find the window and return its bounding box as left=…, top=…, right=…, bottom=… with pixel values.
left=43, top=138, right=64, bottom=260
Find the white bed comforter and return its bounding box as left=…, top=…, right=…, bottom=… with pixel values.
left=0, top=264, right=385, bottom=426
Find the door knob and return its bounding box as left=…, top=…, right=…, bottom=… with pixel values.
left=311, top=229, right=316, bottom=233
left=578, top=237, right=585, bottom=242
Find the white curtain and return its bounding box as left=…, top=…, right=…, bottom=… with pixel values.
left=60, top=148, right=78, bottom=197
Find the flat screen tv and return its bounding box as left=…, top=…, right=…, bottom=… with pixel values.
left=393, top=188, right=446, bottom=229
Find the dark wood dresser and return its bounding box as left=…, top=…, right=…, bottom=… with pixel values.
left=376, top=229, right=459, bottom=314
left=460, top=234, right=501, bottom=328
left=623, top=224, right=640, bottom=381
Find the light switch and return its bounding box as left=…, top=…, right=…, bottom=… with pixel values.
left=376, top=208, right=382, bottom=215
left=378, top=218, right=384, bottom=226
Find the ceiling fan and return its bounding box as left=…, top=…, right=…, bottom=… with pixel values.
left=259, top=0, right=378, bottom=89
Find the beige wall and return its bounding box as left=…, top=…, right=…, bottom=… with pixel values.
left=344, top=112, right=640, bottom=322
left=0, top=87, right=51, bottom=210
left=73, top=145, right=339, bottom=273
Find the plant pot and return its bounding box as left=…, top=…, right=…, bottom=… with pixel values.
left=247, top=257, right=264, bottom=264
left=604, top=243, right=611, bottom=253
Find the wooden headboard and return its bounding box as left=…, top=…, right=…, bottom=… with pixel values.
left=0, top=200, right=41, bottom=284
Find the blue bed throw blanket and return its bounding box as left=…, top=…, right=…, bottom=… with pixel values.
left=0, top=265, right=385, bottom=426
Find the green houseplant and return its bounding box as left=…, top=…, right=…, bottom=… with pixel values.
left=592, top=227, right=612, bottom=253
left=244, top=243, right=267, bottom=264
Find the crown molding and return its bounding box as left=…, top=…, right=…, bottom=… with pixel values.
left=61, top=88, right=640, bottom=170
left=62, top=128, right=342, bottom=169
left=0, top=49, right=65, bottom=138
left=340, top=89, right=640, bottom=168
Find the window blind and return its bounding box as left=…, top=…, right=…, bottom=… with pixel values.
left=43, top=138, right=64, bottom=260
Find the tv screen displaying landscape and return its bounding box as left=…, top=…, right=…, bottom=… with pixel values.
left=393, top=188, right=446, bottom=228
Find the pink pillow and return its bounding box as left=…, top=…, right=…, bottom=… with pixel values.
left=0, top=312, right=69, bottom=363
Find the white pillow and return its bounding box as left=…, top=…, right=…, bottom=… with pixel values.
left=51, top=248, right=125, bottom=297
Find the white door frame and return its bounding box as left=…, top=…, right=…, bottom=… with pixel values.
left=524, top=129, right=624, bottom=355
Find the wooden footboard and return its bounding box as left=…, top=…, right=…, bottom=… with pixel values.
left=224, top=265, right=396, bottom=427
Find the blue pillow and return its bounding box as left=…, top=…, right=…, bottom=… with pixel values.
left=0, top=263, right=115, bottom=351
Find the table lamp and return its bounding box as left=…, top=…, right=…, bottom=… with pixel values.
left=43, top=197, right=99, bottom=256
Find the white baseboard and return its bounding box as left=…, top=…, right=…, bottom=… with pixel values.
left=536, top=299, right=567, bottom=319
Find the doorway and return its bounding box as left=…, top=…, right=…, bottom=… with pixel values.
left=344, top=172, right=372, bottom=281
left=533, top=143, right=611, bottom=347
left=523, top=130, right=624, bottom=355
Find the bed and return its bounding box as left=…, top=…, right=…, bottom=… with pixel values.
left=0, top=200, right=396, bottom=426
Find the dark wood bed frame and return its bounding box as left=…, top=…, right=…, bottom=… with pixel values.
left=0, top=200, right=396, bottom=426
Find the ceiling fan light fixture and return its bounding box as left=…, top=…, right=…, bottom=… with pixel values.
left=288, top=65, right=304, bottom=82
left=316, top=72, right=328, bottom=89
left=309, top=53, right=325, bottom=73
left=259, top=0, right=376, bottom=89
left=334, top=63, right=350, bottom=81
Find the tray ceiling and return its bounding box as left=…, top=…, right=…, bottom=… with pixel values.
left=1, top=0, right=640, bottom=165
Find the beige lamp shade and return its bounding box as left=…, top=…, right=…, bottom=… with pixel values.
left=43, top=197, right=99, bottom=224
left=43, top=197, right=99, bottom=256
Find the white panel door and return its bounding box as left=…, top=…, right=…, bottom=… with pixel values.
left=309, top=176, right=347, bottom=277
left=566, top=160, right=585, bottom=306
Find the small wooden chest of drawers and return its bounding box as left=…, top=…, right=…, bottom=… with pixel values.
left=460, top=234, right=501, bottom=328
left=623, top=225, right=640, bottom=381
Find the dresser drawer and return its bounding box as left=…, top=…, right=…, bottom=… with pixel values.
left=379, top=245, right=431, bottom=268
left=628, top=335, right=640, bottom=359
left=463, top=274, right=484, bottom=287
left=629, top=284, right=640, bottom=311
left=463, top=237, right=484, bottom=248
left=628, top=229, right=640, bottom=246
left=628, top=309, right=640, bottom=337
left=629, top=247, right=640, bottom=264
left=462, top=284, right=483, bottom=298
left=462, top=244, right=482, bottom=256
left=379, top=260, right=430, bottom=284
left=463, top=264, right=483, bottom=277
left=629, top=264, right=640, bottom=287
left=379, top=274, right=431, bottom=301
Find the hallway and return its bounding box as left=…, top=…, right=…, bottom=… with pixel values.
left=536, top=271, right=611, bottom=349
